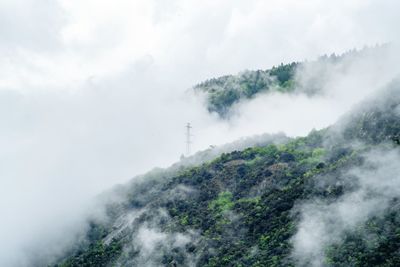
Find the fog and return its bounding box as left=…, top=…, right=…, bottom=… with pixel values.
left=1, top=0, right=400, bottom=266
left=291, top=149, right=400, bottom=266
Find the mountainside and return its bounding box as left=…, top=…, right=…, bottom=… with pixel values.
left=194, top=62, right=297, bottom=117
left=195, top=45, right=390, bottom=118
left=50, top=79, right=400, bottom=267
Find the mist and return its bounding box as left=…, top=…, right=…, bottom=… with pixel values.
left=2, top=0, right=400, bottom=266
left=291, top=149, right=400, bottom=266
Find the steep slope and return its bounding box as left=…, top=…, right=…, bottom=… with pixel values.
left=52, top=81, right=400, bottom=267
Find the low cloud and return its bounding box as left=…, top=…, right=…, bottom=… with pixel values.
left=291, top=149, right=400, bottom=266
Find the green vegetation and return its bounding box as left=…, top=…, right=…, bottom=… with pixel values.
left=209, top=191, right=234, bottom=213
left=57, top=240, right=122, bottom=267
left=194, top=64, right=298, bottom=117
left=270, top=62, right=298, bottom=87
left=195, top=46, right=390, bottom=118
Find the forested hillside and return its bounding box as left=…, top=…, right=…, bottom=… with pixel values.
left=51, top=79, right=400, bottom=266
left=194, top=63, right=298, bottom=117
left=195, top=45, right=389, bottom=118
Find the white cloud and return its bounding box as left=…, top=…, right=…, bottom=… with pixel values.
left=1, top=0, right=400, bottom=265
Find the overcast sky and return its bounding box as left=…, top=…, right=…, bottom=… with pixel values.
left=1, top=0, right=400, bottom=266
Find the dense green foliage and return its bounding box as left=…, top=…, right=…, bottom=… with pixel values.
left=270, top=62, right=298, bottom=89
left=194, top=64, right=298, bottom=117
left=194, top=46, right=389, bottom=118
left=325, top=210, right=400, bottom=266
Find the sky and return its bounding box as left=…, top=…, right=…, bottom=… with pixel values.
left=1, top=0, right=400, bottom=266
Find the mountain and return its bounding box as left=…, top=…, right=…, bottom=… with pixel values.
left=194, top=62, right=297, bottom=117
left=193, top=63, right=297, bottom=117
left=194, top=45, right=390, bottom=118
left=48, top=73, right=400, bottom=267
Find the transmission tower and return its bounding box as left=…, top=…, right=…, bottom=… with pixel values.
left=186, top=123, right=192, bottom=156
